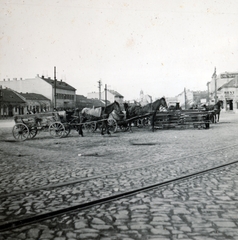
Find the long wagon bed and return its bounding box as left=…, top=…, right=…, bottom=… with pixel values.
left=153, top=110, right=211, bottom=129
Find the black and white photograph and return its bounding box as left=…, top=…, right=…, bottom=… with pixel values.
left=0, top=0, right=238, bottom=239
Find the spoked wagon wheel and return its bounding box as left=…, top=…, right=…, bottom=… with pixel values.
left=136, top=119, right=144, bottom=128
left=119, top=123, right=129, bottom=132
left=28, top=127, right=38, bottom=139
left=143, top=118, right=151, bottom=127
left=49, top=122, right=65, bottom=138
left=108, top=119, right=118, bottom=133
left=91, top=122, right=97, bottom=132
left=12, top=123, right=29, bottom=141
left=64, top=124, right=71, bottom=137
left=83, top=123, right=90, bottom=132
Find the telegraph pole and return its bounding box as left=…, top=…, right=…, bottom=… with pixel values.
left=213, top=67, right=217, bottom=104
left=98, top=80, right=102, bottom=100
left=105, top=84, right=107, bottom=107
left=184, top=88, right=187, bottom=109
left=54, top=66, right=57, bottom=109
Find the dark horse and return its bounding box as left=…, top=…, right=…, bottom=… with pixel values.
left=124, top=97, right=168, bottom=132
left=202, top=100, right=223, bottom=123
left=78, top=101, right=122, bottom=136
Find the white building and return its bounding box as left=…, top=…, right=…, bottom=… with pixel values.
left=138, top=90, right=152, bottom=106
left=87, top=89, right=124, bottom=106
left=0, top=75, right=76, bottom=109
left=208, top=70, right=238, bottom=112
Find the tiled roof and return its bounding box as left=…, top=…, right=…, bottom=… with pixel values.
left=107, top=89, right=123, bottom=97
left=41, top=77, right=76, bottom=91
left=218, top=77, right=238, bottom=90
left=1, top=89, right=25, bottom=104
left=75, top=95, right=110, bottom=109
left=18, top=92, right=50, bottom=101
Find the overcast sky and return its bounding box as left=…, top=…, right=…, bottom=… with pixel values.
left=1, top=0, right=238, bottom=100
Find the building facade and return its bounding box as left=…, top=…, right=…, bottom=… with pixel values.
left=138, top=90, right=152, bottom=106
left=16, top=92, right=51, bottom=113
left=0, top=75, right=76, bottom=110
left=208, top=71, right=238, bottom=113
left=87, top=89, right=124, bottom=108
left=217, top=75, right=238, bottom=112
left=176, top=89, right=208, bottom=109
left=76, top=95, right=108, bottom=110
left=0, top=88, right=25, bottom=118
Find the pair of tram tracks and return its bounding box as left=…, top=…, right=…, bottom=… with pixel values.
left=1, top=143, right=238, bottom=232
left=1, top=142, right=238, bottom=198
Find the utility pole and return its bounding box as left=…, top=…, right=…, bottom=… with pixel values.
left=98, top=80, right=102, bottom=100
left=105, top=84, right=107, bottom=107
left=54, top=66, right=57, bottom=109
left=184, top=88, right=187, bottom=110
left=213, top=67, right=217, bottom=104
left=148, top=95, right=152, bottom=112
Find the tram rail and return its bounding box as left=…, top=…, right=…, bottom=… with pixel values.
left=1, top=159, right=238, bottom=232
left=1, top=142, right=238, bottom=199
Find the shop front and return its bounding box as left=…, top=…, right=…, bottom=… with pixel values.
left=218, top=90, right=238, bottom=113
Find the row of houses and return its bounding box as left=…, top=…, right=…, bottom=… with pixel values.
left=166, top=70, right=238, bottom=113
left=0, top=75, right=124, bottom=118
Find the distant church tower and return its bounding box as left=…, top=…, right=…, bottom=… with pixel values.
left=140, top=90, right=144, bottom=102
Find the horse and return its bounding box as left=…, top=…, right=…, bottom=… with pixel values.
left=78, top=101, right=122, bottom=136
left=124, top=97, right=168, bottom=132
left=202, top=100, right=223, bottom=123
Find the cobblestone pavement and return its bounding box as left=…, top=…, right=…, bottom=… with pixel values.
left=0, top=113, right=238, bottom=239
left=1, top=162, right=238, bottom=240
left=0, top=144, right=238, bottom=224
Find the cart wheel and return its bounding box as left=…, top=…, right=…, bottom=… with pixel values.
left=108, top=119, right=118, bottom=133
left=83, top=123, right=90, bottom=132
left=28, top=127, right=38, bottom=139
left=91, top=122, right=97, bottom=132
left=143, top=118, right=150, bottom=127
left=64, top=124, right=71, bottom=137
left=49, top=122, right=65, bottom=138
left=120, top=124, right=129, bottom=132
left=12, top=123, right=29, bottom=141
left=137, top=119, right=144, bottom=128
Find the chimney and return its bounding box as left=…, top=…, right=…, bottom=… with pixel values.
left=13, top=78, right=17, bottom=80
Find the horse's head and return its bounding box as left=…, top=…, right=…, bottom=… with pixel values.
left=103, top=101, right=122, bottom=115
left=218, top=100, right=223, bottom=109
left=160, top=97, right=168, bottom=109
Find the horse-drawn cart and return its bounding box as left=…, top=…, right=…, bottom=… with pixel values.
left=12, top=112, right=68, bottom=141
left=153, top=109, right=211, bottom=130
